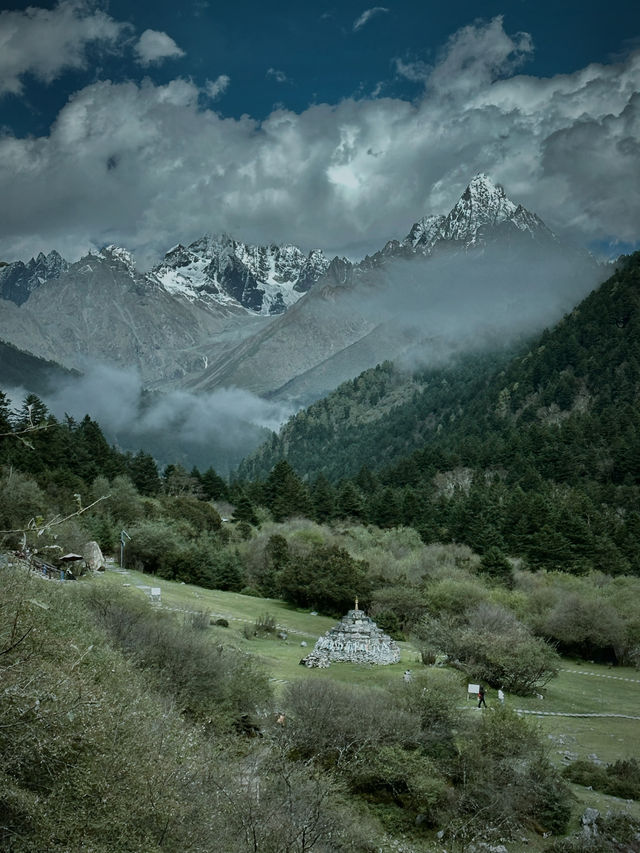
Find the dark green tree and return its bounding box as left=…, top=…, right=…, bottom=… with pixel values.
left=311, top=473, right=336, bottom=522
left=264, top=460, right=312, bottom=521
left=128, top=450, right=161, bottom=496
left=478, top=546, right=514, bottom=587
left=232, top=493, right=259, bottom=526
left=200, top=466, right=229, bottom=501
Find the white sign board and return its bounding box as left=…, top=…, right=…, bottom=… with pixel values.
left=150, top=587, right=161, bottom=602
left=468, top=683, right=480, bottom=697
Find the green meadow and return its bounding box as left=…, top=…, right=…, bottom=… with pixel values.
left=94, top=567, right=640, bottom=802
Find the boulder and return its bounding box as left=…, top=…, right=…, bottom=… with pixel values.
left=83, top=541, right=105, bottom=572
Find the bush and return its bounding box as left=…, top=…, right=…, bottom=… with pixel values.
left=282, top=679, right=420, bottom=770
left=544, top=811, right=640, bottom=852
left=81, top=585, right=272, bottom=730
left=392, top=670, right=461, bottom=761
left=278, top=544, right=371, bottom=615
left=186, top=609, right=210, bottom=631
left=417, top=602, right=559, bottom=694
left=254, top=612, right=277, bottom=636
left=451, top=708, right=572, bottom=839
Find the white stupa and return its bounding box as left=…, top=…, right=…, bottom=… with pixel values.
left=302, top=599, right=400, bottom=668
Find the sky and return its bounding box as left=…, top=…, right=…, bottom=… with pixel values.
left=0, top=0, right=639, bottom=267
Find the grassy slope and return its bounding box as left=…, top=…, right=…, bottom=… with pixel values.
left=90, top=568, right=640, bottom=849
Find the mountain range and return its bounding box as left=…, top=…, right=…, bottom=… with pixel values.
left=0, top=173, right=603, bottom=413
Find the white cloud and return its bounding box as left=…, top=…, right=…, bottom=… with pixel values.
left=0, top=0, right=128, bottom=97
left=267, top=67, right=288, bottom=83
left=205, top=74, right=230, bottom=99
left=134, top=29, right=185, bottom=66
left=394, top=57, right=430, bottom=83
left=0, top=16, right=638, bottom=267
left=353, top=6, right=389, bottom=32
left=428, top=14, right=533, bottom=93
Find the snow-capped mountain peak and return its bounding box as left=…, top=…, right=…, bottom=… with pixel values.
left=98, top=245, right=138, bottom=271
left=403, top=173, right=555, bottom=254
left=151, top=234, right=330, bottom=315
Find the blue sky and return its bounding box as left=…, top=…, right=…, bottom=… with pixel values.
left=1, top=0, right=639, bottom=265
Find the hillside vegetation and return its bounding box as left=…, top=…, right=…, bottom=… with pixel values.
left=237, top=252, right=640, bottom=576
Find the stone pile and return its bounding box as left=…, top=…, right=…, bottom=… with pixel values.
left=302, top=607, right=400, bottom=668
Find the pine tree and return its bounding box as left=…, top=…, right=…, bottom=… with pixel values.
left=233, top=493, right=258, bottom=526
left=265, top=460, right=312, bottom=521
left=200, top=466, right=229, bottom=501
left=128, top=451, right=161, bottom=496
left=311, top=473, right=335, bottom=522
left=336, top=481, right=365, bottom=520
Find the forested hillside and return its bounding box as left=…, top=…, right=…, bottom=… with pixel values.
left=237, top=253, right=640, bottom=574
left=0, top=339, right=77, bottom=395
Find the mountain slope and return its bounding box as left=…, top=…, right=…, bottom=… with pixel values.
left=238, top=251, right=640, bottom=574
left=0, top=246, right=270, bottom=386
left=239, top=251, right=639, bottom=484
left=0, top=339, right=78, bottom=396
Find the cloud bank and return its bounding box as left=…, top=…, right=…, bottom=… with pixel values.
left=38, top=362, right=293, bottom=473
left=0, top=15, right=638, bottom=265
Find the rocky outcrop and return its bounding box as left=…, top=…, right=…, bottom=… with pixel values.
left=0, top=250, right=68, bottom=305
left=303, top=607, right=400, bottom=668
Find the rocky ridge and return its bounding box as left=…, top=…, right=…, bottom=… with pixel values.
left=0, top=174, right=598, bottom=396
left=0, top=250, right=68, bottom=305
left=150, top=235, right=331, bottom=315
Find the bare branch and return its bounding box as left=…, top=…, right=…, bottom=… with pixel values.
left=0, top=494, right=111, bottom=536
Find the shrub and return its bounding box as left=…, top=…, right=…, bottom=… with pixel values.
left=254, top=612, right=277, bottom=636
left=451, top=708, right=572, bottom=839
left=187, top=609, right=211, bottom=631
left=417, top=602, right=559, bottom=694
left=278, top=544, right=371, bottom=615
left=282, top=680, right=420, bottom=770
left=544, top=811, right=640, bottom=852
left=81, top=585, right=272, bottom=730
